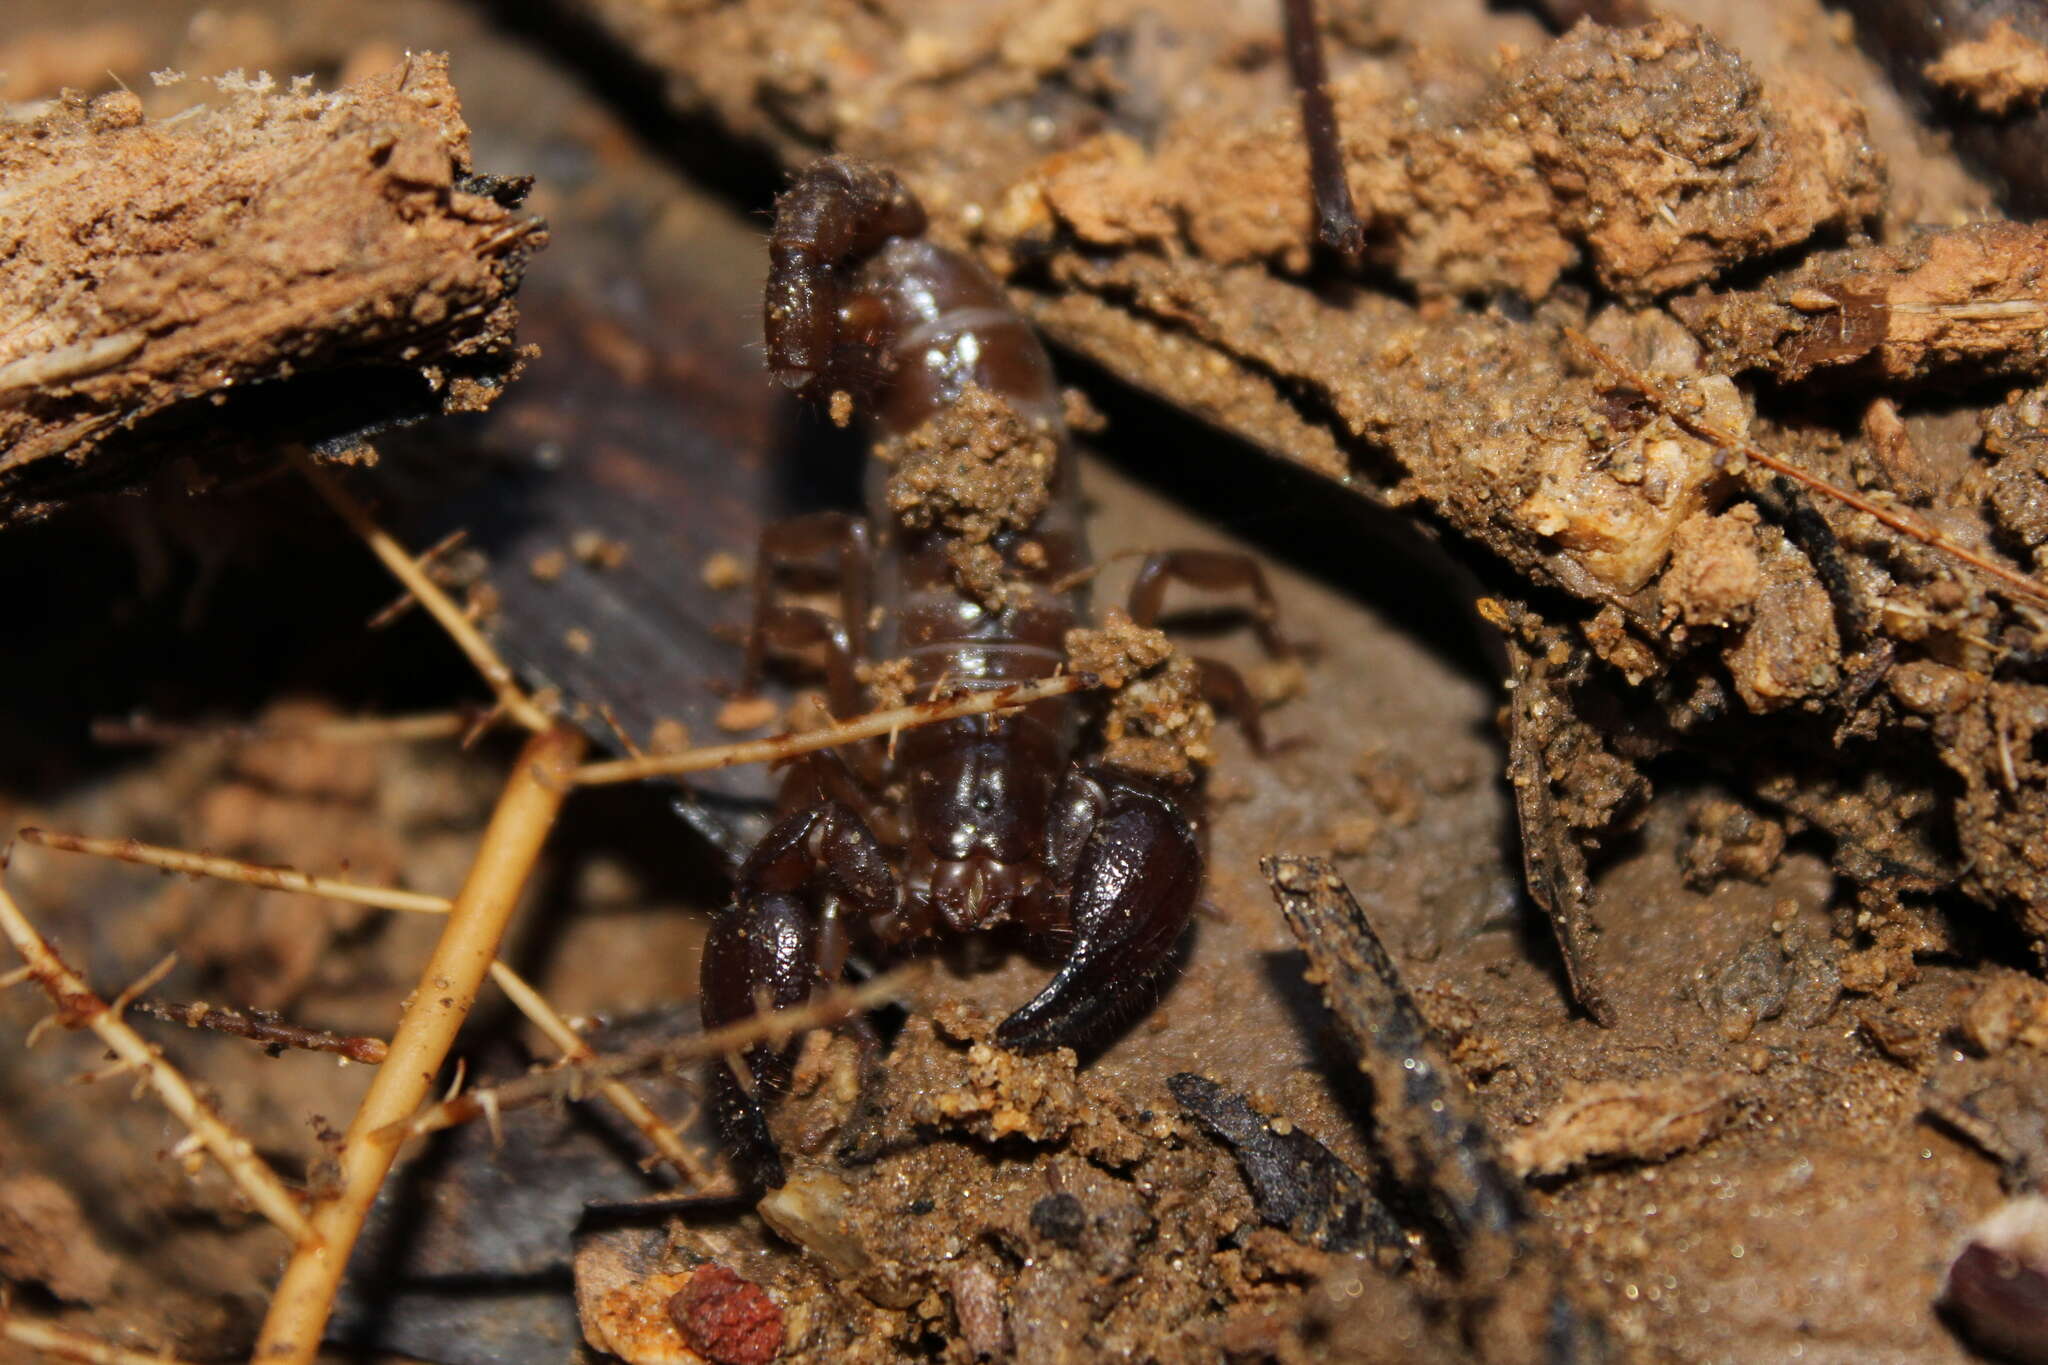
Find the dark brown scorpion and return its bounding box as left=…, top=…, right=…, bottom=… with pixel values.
left=702, top=158, right=1290, bottom=1187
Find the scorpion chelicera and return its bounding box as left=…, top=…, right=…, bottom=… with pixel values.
left=703, top=158, right=1290, bottom=1187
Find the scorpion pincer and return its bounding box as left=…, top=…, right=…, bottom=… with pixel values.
left=704, top=157, right=1288, bottom=1187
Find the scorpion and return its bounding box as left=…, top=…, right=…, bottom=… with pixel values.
left=704, top=157, right=1292, bottom=1187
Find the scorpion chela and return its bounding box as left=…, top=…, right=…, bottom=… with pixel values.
left=704, top=157, right=1291, bottom=1187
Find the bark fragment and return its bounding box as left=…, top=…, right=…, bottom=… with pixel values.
left=0, top=55, right=544, bottom=520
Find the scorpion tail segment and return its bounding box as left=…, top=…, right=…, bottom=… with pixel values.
left=699, top=889, right=819, bottom=1189
left=765, top=157, right=928, bottom=403
left=996, top=793, right=1201, bottom=1055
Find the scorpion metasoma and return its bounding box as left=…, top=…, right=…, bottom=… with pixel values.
left=704, top=157, right=1292, bottom=1187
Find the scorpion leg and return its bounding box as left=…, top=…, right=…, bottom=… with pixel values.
left=1128, top=549, right=1289, bottom=656
left=1128, top=549, right=1292, bottom=751
left=746, top=605, right=865, bottom=719
left=741, top=511, right=873, bottom=717
left=701, top=798, right=898, bottom=1187
left=996, top=769, right=1200, bottom=1054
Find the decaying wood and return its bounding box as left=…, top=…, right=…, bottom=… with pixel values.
left=0, top=56, right=544, bottom=521
left=1264, top=856, right=1608, bottom=1363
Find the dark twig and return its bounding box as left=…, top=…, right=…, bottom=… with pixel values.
left=131, top=998, right=389, bottom=1064
left=1281, top=0, right=1365, bottom=256
left=371, top=968, right=920, bottom=1146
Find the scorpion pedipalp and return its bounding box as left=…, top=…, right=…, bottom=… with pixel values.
left=996, top=772, right=1200, bottom=1054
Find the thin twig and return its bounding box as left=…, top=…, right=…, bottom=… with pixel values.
left=0, top=880, right=310, bottom=1241
left=253, top=724, right=586, bottom=1364
left=573, top=672, right=1098, bottom=786
left=90, top=709, right=477, bottom=748
left=485, top=958, right=718, bottom=1187
left=289, top=447, right=553, bottom=733
left=18, top=830, right=454, bottom=916
left=1568, top=328, right=2048, bottom=609
left=0, top=1313, right=194, bottom=1365
left=377, top=967, right=924, bottom=1145
left=366, top=527, right=470, bottom=629
left=129, top=999, right=389, bottom=1065
left=1281, top=0, right=1365, bottom=255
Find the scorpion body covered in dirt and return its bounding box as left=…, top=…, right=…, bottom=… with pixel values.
left=704, top=158, right=1289, bottom=1186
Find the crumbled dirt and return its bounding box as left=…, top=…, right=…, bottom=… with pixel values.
left=0, top=52, right=543, bottom=520
left=1925, top=17, right=2048, bottom=116
left=1023, top=14, right=1882, bottom=301
left=854, top=657, right=917, bottom=712
left=1672, top=221, right=2048, bottom=384
left=1680, top=796, right=1787, bottom=887
left=879, top=384, right=1059, bottom=606
left=1503, top=1072, right=1751, bottom=1178
left=0, top=1171, right=120, bottom=1304
left=597, top=1003, right=1358, bottom=1363
left=1065, top=608, right=1217, bottom=781
left=1964, top=970, right=2048, bottom=1055
left=717, top=695, right=780, bottom=733
left=702, top=551, right=748, bottom=593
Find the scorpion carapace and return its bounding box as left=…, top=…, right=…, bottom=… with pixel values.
left=708, top=156, right=1289, bottom=1187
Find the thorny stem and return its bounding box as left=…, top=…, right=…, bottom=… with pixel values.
left=253, top=723, right=585, bottom=1364
left=484, top=957, right=721, bottom=1189
left=289, top=447, right=554, bottom=734
left=1568, top=328, right=2048, bottom=609
left=0, top=1312, right=194, bottom=1365
left=24, top=829, right=711, bottom=1183
left=573, top=672, right=1099, bottom=786
left=0, top=881, right=312, bottom=1242
left=378, top=967, right=924, bottom=1145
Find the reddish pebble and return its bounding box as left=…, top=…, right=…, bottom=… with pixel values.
left=668, top=1265, right=783, bottom=1365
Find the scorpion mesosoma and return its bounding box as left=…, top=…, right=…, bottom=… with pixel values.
left=702, top=158, right=1291, bottom=1187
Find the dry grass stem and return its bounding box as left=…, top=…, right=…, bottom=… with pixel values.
left=573, top=672, right=1099, bottom=786
left=1570, top=328, right=2048, bottom=609
left=0, top=880, right=311, bottom=1241
left=365, top=527, right=470, bottom=629
left=0, top=1313, right=195, bottom=1365
left=252, top=723, right=586, bottom=1364
left=290, top=447, right=553, bottom=733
